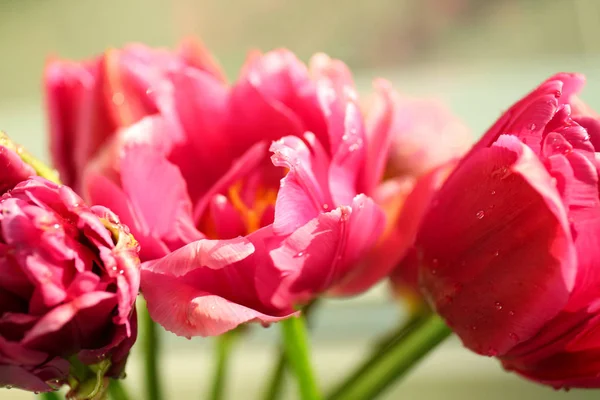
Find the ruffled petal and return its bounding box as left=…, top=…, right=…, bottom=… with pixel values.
left=418, top=135, right=577, bottom=356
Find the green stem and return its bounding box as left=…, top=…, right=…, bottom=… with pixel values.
left=326, top=314, right=451, bottom=400
left=209, top=331, right=238, bottom=400
left=261, top=349, right=287, bottom=400
left=108, top=380, right=130, bottom=400
left=141, top=301, right=163, bottom=400
left=40, top=392, right=62, bottom=400
left=261, top=300, right=320, bottom=400
left=280, top=316, right=321, bottom=400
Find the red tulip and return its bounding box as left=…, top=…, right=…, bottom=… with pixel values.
left=0, top=174, right=140, bottom=393
left=415, top=72, right=600, bottom=388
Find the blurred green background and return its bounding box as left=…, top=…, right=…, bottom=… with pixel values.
left=2, top=0, right=600, bottom=399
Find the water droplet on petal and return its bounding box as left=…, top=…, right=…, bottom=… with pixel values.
left=528, top=123, right=537, bottom=131
left=476, top=210, right=485, bottom=219
left=295, top=251, right=304, bottom=258
left=112, top=266, right=118, bottom=271
left=490, top=190, right=496, bottom=195
left=53, top=223, right=61, bottom=229
left=509, top=332, right=519, bottom=341
left=493, top=250, right=500, bottom=257
left=554, top=90, right=562, bottom=98
left=487, top=348, right=498, bottom=357
left=508, top=310, right=515, bottom=316
left=494, top=301, right=503, bottom=310
left=471, top=325, right=478, bottom=331
left=112, top=92, right=125, bottom=105
left=341, top=134, right=349, bottom=141
left=119, top=270, right=125, bottom=275
left=322, top=203, right=329, bottom=210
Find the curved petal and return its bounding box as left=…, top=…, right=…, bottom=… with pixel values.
left=228, top=50, right=327, bottom=156
left=141, top=234, right=293, bottom=337
left=271, top=133, right=332, bottom=235
left=142, top=237, right=255, bottom=277
left=269, top=194, right=385, bottom=306
left=310, top=53, right=366, bottom=205
left=360, top=79, right=396, bottom=194
left=473, top=73, right=585, bottom=155
left=418, top=135, right=577, bottom=356
left=120, top=146, right=196, bottom=246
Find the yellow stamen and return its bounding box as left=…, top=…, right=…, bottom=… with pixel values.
left=227, top=181, right=278, bottom=234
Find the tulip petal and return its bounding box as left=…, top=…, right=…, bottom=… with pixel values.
left=143, top=237, right=255, bottom=277
left=141, top=234, right=292, bottom=337
left=418, top=135, right=577, bottom=356
left=475, top=73, right=585, bottom=155
left=361, top=79, right=396, bottom=194
left=269, top=194, right=385, bottom=307
left=271, top=134, right=332, bottom=235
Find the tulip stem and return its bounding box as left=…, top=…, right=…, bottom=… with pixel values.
left=326, top=313, right=451, bottom=400
left=141, top=301, right=163, bottom=400
left=40, top=392, right=61, bottom=400
left=109, top=380, right=130, bottom=400
left=280, top=316, right=321, bottom=400
left=209, top=330, right=239, bottom=400
left=261, top=349, right=287, bottom=400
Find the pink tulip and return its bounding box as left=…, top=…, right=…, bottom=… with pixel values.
left=0, top=176, right=140, bottom=393
left=45, top=40, right=454, bottom=337
left=414, top=73, right=600, bottom=388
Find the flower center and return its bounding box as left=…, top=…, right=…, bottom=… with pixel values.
left=227, top=180, right=278, bottom=234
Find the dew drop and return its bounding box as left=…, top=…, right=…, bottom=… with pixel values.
left=348, top=143, right=360, bottom=152
left=295, top=251, right=304, bottom=258
left=112, top=92, right=125, bottom=106
left=528, top=123, right=537, bottom=131
left=322, top=203, right=329, bottom=210
left=6, top=385, right=12, bottom=389
left=15, top=146, right=23, bottom=154
left=119, top=270, right=125, bottom=275
left=341, top=134, right=349, bottom=141
left=476, top=210, right=485, bottom=219
left=34, top=391, right=40, bottom=395
left=470, top=325, right=478, bottom=331
left=112, top=266, right=118, bottom=271
left=53, top=223, right=61, bottom=229
left=493, top=250, right=500, bottom=257
left=494, top=301, right=503, bottom=310
left=554, top=90, right=562, bottom=98
left=487, top=348, right=498, bottom=357
left=490, top=190, right=496, bottom=195
left=509, top=332, right=519, bottom=341
left=508, top=310, right=515, bottom=316
left=146, top=88, right=154, bottom=95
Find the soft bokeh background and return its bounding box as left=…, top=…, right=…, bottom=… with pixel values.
left=2, top=0, right=600, bottom=399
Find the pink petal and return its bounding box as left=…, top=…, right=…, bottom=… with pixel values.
left=474, top=73, right=585, bottom=155
left=269, top=195, right=385, bottom=306
left=418, top=135, right=577, bottom=356
left=120, top=146, right=196, bottom=242
left=271, top=133, right=332, bottom=235
left=360, top=79, right=396, bottom=194
left=176, top=36, right=228, bottom=83
left=143, top=237, right=255, bottom=277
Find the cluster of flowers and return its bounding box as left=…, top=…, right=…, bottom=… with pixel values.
left=2, top=37, right=600, bottom=395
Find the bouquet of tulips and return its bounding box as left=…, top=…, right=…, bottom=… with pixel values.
left=1, top=37, right=599, bottom=400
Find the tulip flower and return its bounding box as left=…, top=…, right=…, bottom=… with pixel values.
left=0, top=173, right=140, bottom=393
left=45, top=40, right=424, bottom=337
left=414, top=72, right=600, bottom=388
